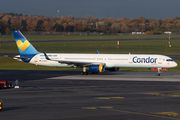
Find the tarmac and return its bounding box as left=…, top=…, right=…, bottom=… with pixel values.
left=0, top=70, right=180, bottom=120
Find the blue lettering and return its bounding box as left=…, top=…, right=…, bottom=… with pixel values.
left=154, top=58, right=157, bottom=63
left=146, top=57, right=150, bottom=63
left=132, top=56, right=157, bottom=63
left=137, top=58, right=141, bottom=63
left=142, top=58, right=145, bottom=63
left=133, top=56, right=137, bottom=63
left=150, top=58, right=154, bottom=63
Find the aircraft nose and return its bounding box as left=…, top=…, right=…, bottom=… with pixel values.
left=173, top=61, right=178, bottom=67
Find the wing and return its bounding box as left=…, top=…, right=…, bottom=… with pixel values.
left=43, top=51, right=104, bottom=68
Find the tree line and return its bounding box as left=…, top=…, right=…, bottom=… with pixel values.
left=0, top=13, right=180, bottom=34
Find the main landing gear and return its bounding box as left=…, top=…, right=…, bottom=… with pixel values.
left=81, top=66, right=88, bottom=75
left=81, top=72, right=88, bottom=75
left=80, top=66, right=98, bottom=75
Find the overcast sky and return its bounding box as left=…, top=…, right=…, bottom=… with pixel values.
left=0, top=0, right=180, bottom=19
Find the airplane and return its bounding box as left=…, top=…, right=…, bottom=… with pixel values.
left=13, top=30, right=177, bottom=76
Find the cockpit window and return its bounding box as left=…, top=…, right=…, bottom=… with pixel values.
left=166, top=59, right=173, bottom=61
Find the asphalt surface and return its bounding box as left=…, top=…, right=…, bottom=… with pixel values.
left=1, top=70, right=180, bottom=120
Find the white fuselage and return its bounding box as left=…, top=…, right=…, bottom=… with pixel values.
left=25, top=53, right=177, bottom=68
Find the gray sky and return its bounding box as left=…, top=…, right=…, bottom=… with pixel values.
left=0, top=0, right=180, bottom=19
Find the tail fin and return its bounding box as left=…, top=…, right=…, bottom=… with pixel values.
left=13, top=30, right=39, bottom=55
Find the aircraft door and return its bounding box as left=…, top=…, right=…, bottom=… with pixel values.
left=129, top=57, right=133, bottom=63
left=157, top=58, right=162, bottom=64
left=34, top=56, right=38, bottom=62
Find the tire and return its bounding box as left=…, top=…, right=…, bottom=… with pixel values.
left=156, top=73, right=160, bottom=76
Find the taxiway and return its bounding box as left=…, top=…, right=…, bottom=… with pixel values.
left=0, top=70, right=180, bottom=120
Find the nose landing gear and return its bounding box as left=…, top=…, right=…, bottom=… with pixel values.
left=156, top=68, right=161, bottom=76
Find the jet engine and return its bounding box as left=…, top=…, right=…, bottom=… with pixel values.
left=89, top=64, right=105, bottom=73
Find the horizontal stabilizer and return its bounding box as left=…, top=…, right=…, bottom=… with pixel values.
left=14, top=56, right=30, bottom=60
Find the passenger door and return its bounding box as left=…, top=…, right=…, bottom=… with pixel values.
left=157, top=58, right=162, bottom=64
left=34, top=56, right=38, bottom=62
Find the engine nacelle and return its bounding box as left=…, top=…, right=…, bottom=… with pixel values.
left=89, top=64, right=105, bottom=73
left=105, top=67, right=120, bottom=71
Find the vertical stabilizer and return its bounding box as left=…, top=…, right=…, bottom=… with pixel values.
left=13, top=30, right=39, bottom=55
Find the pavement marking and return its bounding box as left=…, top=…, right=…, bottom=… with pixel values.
left=82, top=106, right=113, bottom=110
left=143, top=93, right=180, bottom=97
left=48, top=74, right=180, bottom=82
left=98, top=106, right=113, bottom=109
left=81, top=106, right=180, bottom=120
left=154, top=112, right=180, bottom=117
left=95, top=97, right=124, bottom=99
left=81, top=107, right=97, bottom=109
left=100, top=116, right=157, bottom=120
left=107, top=109, right=180, bottom=120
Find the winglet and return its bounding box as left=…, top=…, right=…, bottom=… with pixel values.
left=43, top=51, right=51, bottom=60
left=96, top=50, right=99, bottom=54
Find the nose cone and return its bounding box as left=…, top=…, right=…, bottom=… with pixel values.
left=173, top=61, right=178, bottom=67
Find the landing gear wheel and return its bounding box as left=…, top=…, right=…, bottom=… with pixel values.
left=81, top=72, right=88, bottom=75
left=156, top=73, right=160, bottom=76
left=90, top=72, right=97, bottom=74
